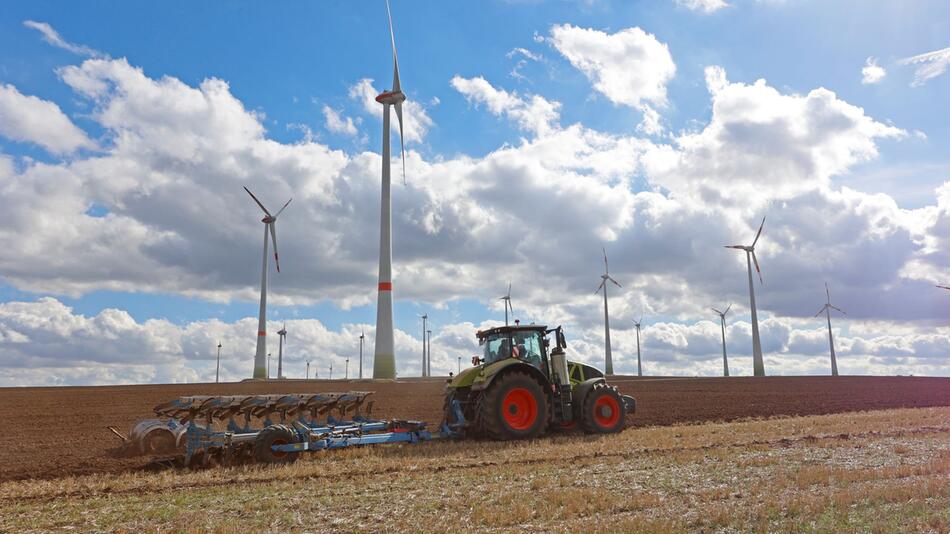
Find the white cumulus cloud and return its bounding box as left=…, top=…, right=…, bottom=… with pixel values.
left=861, top=56, right=887, bottom=85
left=322, top=105, right=359, bottom=136
left=675, top=0, right=730, bottom=14
left=0, top=83, right=96, bottom=154
left=549, top=24, right=676, bottom=133
left=451, top=75, right=561, bottom=136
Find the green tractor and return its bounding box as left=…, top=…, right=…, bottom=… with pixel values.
left=443, top=324, right=635, bottom=440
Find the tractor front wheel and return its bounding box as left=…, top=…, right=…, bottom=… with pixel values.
left=579, top=383, right=627, bottom=434
left=478, top=372, right=548, bottom=440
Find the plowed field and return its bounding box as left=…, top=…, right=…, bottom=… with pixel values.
left=0, top=375, right=946, bottom=482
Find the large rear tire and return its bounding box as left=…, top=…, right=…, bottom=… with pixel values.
left=253, top=424, right=300, bottom=464
left=579, top=383, right=626, bottom=434
left=478, top=372, right=548, bottom=440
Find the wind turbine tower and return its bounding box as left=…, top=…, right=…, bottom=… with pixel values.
left=244, top=187, right=291, bottom=379
left=500, top=283, right=513, bottom=326
left=633, top=317, right=643, bottom=377
left=359, top=329, right=365, bottom=379
left=725, top=217, right=766, bottom=376
left=596, top=248, right=622, bottom=375
left=420, top=314, right=428, bottom=377
left=215, top=342, right=222, bottom=383
left=277, top=323, right=287, bottom=380
left=711, top=304, right=732, bottom=377
left=372, top=0, right=408, bottom=379
left=815, top=283, right=846, bottom=376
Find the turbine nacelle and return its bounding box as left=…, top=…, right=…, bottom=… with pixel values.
left=375, top=90, right=406, bottom=104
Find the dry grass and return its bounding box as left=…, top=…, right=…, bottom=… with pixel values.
left=2, top=407, right=949, bottom=532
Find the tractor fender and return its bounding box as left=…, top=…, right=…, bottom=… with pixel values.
left=470, top=359, right=549, bottom=392
left=572, top=377, right=607, bottom=406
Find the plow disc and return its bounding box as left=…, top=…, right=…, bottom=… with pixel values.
left=110, top=391, right=432, bottom=468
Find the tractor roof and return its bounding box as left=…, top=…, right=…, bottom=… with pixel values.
left=476, top=324, right=548, bottom=339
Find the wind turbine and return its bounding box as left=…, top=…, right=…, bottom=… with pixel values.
left=359, top=328, right=365, bottom=379
left=427, top=329, right=432, bottom=377
left=633, top=317, right=643, bottom=377
left=725, top=216, right=766, bottom=377
left=815, top=283, right=846, bottom=376
left=499, top=283, right=513, bottom=326
left=244, top=187, right=291, bottom=379
left=372, top=0, right=408, bottom=379
left=711, top=304, right=732, bottom=377
left=937, top=285, right=950, bottom=291
left=420, top=314, right=428, bottom=377
left=596, top=248, right=621, bottom=375
left=277, top=323, right=287, bottom=380
left=215, top=342, right=222, bottom=384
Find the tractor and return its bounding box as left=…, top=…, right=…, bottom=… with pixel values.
left=443, top=323, right=635, bottom=439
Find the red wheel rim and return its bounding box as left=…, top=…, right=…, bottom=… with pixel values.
left=502, top=387, right=538, bottom=430
left=271, top=438, right=288, bottom=458
left=593, top=395, right=620, bottom=428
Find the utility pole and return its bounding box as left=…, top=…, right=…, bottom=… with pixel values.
left=215, top=342, right=222, bottom=383
left=427, top=329, right=432, bottom=377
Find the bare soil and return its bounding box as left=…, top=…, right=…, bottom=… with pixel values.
left=0, top=375, right=946, bottom=482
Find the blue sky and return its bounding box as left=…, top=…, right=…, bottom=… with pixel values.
left=0, top=0, right=948, bottom=385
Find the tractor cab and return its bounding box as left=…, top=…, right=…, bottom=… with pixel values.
left=477, top=324, right=547, bottom=370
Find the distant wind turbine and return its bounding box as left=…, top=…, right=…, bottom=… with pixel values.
left=372, top=0, right=408, bottom=380
left=725, top=216, right=766, bottom=376
left=244, top=186, right=291, bottom=379
left=277, top=323, right=287, bottom=380
left=633, top=317, right=643, bottom=377
left=596, top=248, right=621, bottom=375
left=815, top=283, right=846, bottom=376
left=499, top=283, right=513, bottom=326
left=420, top=314, right=428, bottom=377
left=711, top=304, right=732, bottom=377
left=359, top=328, right=365, bottom=379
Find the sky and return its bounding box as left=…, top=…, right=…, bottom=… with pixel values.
left=0, top=0, right=948, bottom=386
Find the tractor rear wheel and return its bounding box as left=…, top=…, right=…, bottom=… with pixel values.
left=579, top=383, right=626, bottom=434
left=478, top=372, right=548, bottom=440
left=253, top=424, right=300, bottom=464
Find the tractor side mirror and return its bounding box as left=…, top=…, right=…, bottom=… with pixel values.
left=471, top=356, right=482, bottom=367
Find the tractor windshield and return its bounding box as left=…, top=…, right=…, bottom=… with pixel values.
left=481, top=330, right=544, bottom=367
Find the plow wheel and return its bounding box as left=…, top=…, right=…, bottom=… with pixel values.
left=579, top=383, right=626, bottom=434
left=478, top=372, right=548, bottom=440
left=253, top=425, right=300, bottom=464
left=140, top=428, right=176, bottom=455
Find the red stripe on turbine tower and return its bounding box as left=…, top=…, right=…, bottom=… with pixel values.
left=258, top=331, right=266, bottom=336
left=379, top=282, right=393, bottom=291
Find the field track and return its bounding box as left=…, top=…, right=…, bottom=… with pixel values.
left=0, top=375, right=946, bottom=482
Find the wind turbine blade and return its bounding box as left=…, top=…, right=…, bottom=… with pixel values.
left=831, top=305, right=846, bottom=314
left=595, top=280, right=606, bottom=294
left=602, top=247, right=608, bottom=274
left=269, top=222, right=280, bottom=273
left=724, top=245, right=745, bottom=249
left=815, top=305, right=826, bottom=317
left=244, top=187, right=271, bottom=216
left=507, top=281, right=511, bottom=299
left=394, top=101, right=406, bottom=185
left=274, top=197, right=293, bottom=218
left=825, top=282, right=831, bottom=303
left=638, top=315, right=642, bottom=325
left=751, top=250, right=762, bottom=283
left=751, top=216, right=765, bottom=247
left=608, top=276, right=622, bottom=288
left=937, top=285, right=950, bottom=290
left=711, top=308, right=722, bottom=315
left=386, top=0, right=400, bottom=93
left=723, top=304, right=731, bottom=315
